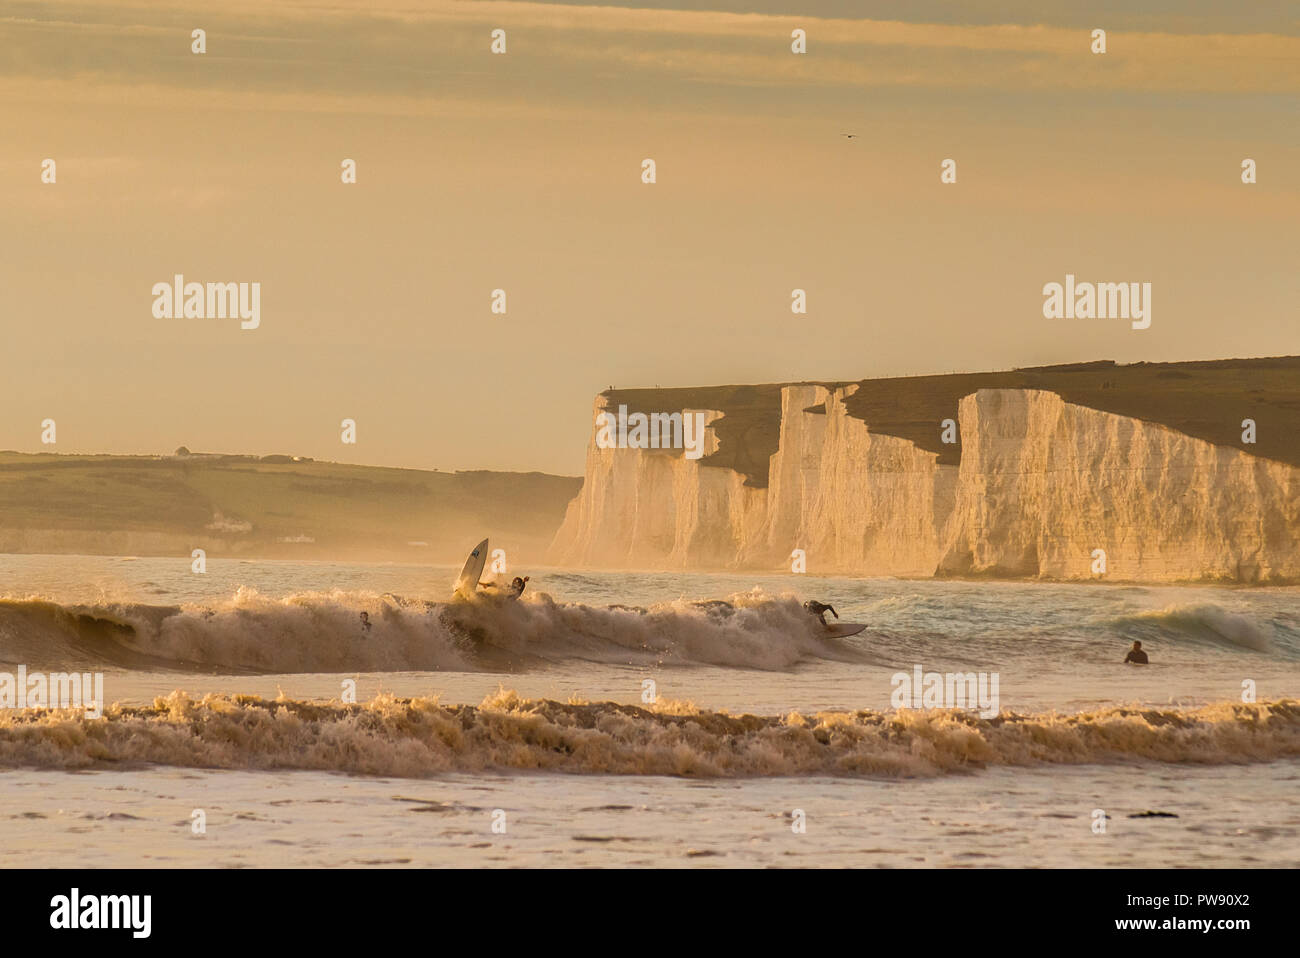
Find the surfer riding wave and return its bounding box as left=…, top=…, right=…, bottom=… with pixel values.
left=803, top=599, right=839, bottom=626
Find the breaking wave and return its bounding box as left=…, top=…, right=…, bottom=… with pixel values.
left=0, top=690, right=1296, bottom=778
left=0, top=589, right=865, bottom=674
left=1106, top=603, right=1279, bottom=653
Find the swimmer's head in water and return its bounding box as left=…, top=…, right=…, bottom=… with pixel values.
left=1132, top=640, right=1142, bottom=649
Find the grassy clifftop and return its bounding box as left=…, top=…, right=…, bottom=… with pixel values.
left=0, top=453, right=581, bottom=563
left=604, top=357, right=1300, bottom=487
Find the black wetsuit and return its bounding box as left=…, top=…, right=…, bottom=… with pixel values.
left=803, top=600, right=838, bottom=626
left=1124, top=648, right=1149, bottom=664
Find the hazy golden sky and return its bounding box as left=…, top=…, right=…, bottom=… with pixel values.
left=2, top=1, right=1296, bottom=474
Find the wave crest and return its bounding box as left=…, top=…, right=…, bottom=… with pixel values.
left=0, top=589, right=860, bottom=674
left=1107, top=602, right=1275, bottom=652
left=1, top=692, right=1295, bottom=778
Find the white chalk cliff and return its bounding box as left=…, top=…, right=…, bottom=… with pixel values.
left=548, top=386, right=1300, bottom=582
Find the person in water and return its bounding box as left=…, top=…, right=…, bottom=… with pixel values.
left=478, top=575, right=530, bottom=599
left=1124, top=640, right=1149, bottom=665
left=803, top=599, right=839, bottom=627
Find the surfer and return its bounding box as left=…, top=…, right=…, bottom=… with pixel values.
left=803, top=599, right=839, bottom=627
left=477, top=575, right=530, bottom=599
left=1124, top=640, right=1149, bottom=665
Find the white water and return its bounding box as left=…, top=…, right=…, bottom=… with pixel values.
left=0, top=554, right=1297, bottom=866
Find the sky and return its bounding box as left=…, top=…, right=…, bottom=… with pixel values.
left=1, top=0, right=1296, bottom=475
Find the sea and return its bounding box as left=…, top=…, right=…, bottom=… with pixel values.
left=0, top=554, right=1297, bottom=867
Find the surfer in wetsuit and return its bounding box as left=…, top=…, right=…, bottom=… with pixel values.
left=1124, top=640, right=1149, bottom=665
left=803, top=599, right=839, bottom=627
left=478, top=575, right=530, bottom=598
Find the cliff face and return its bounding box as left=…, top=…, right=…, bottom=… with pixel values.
left=548, top=372, right=1300, bottom=583
left=550, top=402, right=767, bottom=569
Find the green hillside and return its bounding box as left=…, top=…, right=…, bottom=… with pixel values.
left=0, top=453, right=581, bottom=563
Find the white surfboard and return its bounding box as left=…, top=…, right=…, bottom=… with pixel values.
left=453, top=538, right=489, bottom=599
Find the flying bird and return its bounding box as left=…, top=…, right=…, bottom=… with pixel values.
left=841, top=133, right=858, bottom=139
